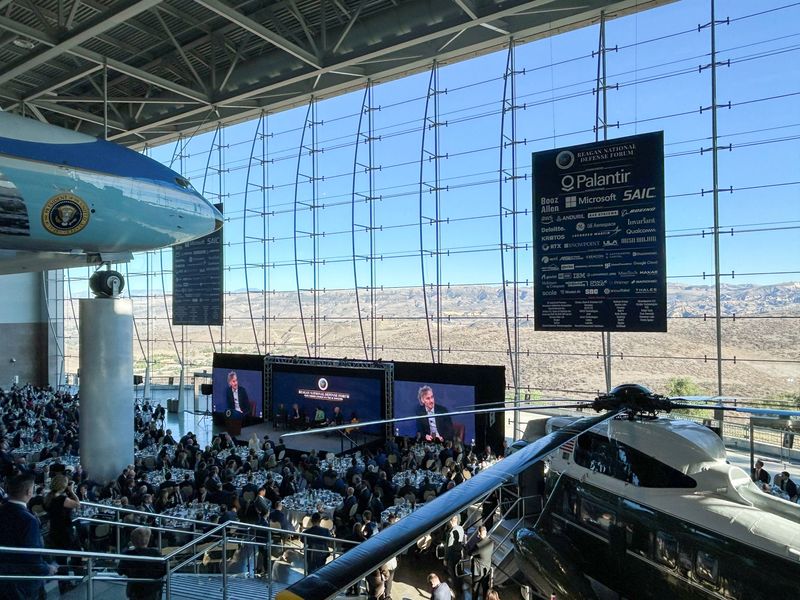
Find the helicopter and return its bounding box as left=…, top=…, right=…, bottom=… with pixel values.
left=274, top=383, right=800, bottom=600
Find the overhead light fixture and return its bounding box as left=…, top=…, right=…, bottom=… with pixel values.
left=13, top=38, right=36, bottom=49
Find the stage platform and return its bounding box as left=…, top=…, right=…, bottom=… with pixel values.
left=238, top=421, right=381, bottom=457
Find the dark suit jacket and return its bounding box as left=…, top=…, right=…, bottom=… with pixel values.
left=468, top=536, right=494, bottom=576
left=0, top=502, right=51, bottom=599
left=116, top=546, right=166, bottom=600
left=225, top=386, right=252, bottom=418
left=415, top=403, right=454, bottom=441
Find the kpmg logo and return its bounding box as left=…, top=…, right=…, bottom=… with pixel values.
left=555, top=150, right=575, bottom=170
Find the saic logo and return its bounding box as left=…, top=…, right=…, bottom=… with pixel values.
left=318, top=378, right=329, bottom=391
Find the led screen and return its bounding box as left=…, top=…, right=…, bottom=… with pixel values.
left=211, top=367, right=263, bottom=418
left=393, top=380, right=476, bottom=444
left=272, top=371, right=383, bottom=434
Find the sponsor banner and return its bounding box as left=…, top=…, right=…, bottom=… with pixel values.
left=532, top=132, right=666, bottom=332
left=172, top=203, right=223, bottom=326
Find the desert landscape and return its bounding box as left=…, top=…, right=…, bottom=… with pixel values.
left=63, top=282, right=800, bottom=401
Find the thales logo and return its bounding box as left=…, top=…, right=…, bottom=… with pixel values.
left=318, top=378, right=329, bottom=391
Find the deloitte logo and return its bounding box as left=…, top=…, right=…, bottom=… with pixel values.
left=555, top=150, right=575, bottom=170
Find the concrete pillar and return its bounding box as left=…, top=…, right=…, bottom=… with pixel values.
left=177, top=366, right=185, bottom=412
left=79, top=298, right=134, bottom=483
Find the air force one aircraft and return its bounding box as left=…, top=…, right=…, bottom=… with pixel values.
left=0, top=111, right=222, bottom=290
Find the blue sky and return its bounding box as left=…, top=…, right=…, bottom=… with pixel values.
left=131, top=0, right=799, bottom=294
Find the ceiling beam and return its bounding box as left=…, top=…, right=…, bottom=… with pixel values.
left=0, top=15, right=210, bottom=104
left=0, top=0, right=164, bottom=85
left=194, top=0, right=319, bottom=68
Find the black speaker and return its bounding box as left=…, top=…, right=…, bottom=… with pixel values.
left=200, top=383, right=213, bottom=396
left=133, top=375, right=143, bottom=385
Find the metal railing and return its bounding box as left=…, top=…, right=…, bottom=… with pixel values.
left=3, top=503, right=358, bottom=600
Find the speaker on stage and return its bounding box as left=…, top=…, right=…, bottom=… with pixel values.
left=200, top=383, right=213, bottom=396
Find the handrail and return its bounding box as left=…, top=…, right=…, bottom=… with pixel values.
left=0, top=545, right=161, bottom=562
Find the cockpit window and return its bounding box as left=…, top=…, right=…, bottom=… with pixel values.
left=574, top=432, right=697, bottom=488
left=175, top=176, right=191, bottom=189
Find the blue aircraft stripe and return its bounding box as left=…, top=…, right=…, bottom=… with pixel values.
left=0, top=135, right=182, bottom=187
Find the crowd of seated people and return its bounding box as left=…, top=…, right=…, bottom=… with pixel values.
left=752, top=459, right=799, bottom=502
left=0, top=383, right=505, bottom=597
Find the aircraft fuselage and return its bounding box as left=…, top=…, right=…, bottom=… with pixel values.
left=0, top=111, right=221, bottom=273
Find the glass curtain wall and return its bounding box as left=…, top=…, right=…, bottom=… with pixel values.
left=61, top=0, right=800, bottom=411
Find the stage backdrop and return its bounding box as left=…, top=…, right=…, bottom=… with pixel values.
left=272, top=370, right=383, bottom=434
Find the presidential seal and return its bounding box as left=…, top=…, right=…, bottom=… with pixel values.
left=42, top=193, right=89, bottom=235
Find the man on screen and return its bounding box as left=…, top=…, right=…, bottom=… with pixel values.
left=415, top=385, right=454, bottom=442
left=225, top=371, right=252, bottom=418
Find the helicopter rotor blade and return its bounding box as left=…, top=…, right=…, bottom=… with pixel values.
left=669, top=404, right=800, bottom=419
left=278, top=402, right=593, bottom=438
left=276, top=407, right=624, bottom=600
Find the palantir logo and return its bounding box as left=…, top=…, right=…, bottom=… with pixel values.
left=318, top=378, right=329, bottom=391
left=561, top=175, right=575, bottom=192
left=555, top=150, right=575, bottom=170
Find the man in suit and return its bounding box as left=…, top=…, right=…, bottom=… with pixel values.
left=468, top=525, right=494, bottom=599
left=428, top=573, right=452, bottom=600
left=116, top=527, right=166, bottom=600
left=225, top=371, right=252, bottom=418
left=752, top=459, right=771, bottom=485
left=415, top=385, right=454, bottom=442
left=0, top=473, right=57, bottom=599
left=303, top=512, right=332, bottom=572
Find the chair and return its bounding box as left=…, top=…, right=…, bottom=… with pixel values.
left=325, top=452, right=335, bottom=462
left=90, top=522, right=112, bottom=552
left=243, top=490, right=256, bottom=503
left=348, top=503, right=359, bottom=519
left=144, top=456, right=156, bottom=470
left=320, top=518, right=334, bottom=530
left=394, top=497, right=405, bottom=506
left=277, top=449, right=286, bottom=461
left=249, top=458, right=259, bottom=471
left=301, top=515, right=313, bottom=529
left=387, top=454, right=398, bottom=465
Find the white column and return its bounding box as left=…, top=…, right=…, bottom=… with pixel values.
left=79, top=298, right=134, bottom=483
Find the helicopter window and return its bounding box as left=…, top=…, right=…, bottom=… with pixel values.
left=677, top=545, right=693, bottom=575
left=579, top=499, right=615, bottom=535
left=695, top=550, right=719, bottom=586
left=574, top=432, right=697, bottom=488
left=654, top=531, right=678, bottom=569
